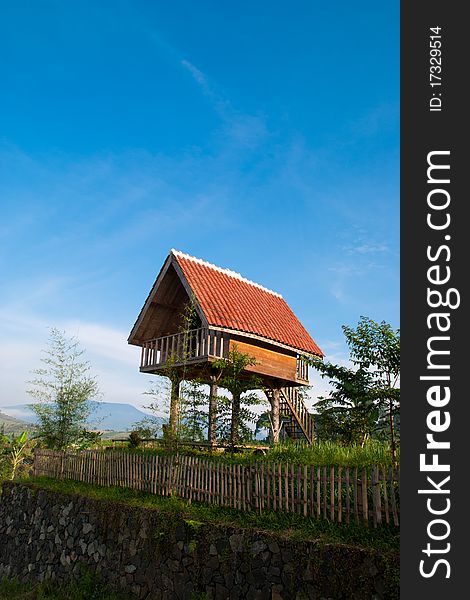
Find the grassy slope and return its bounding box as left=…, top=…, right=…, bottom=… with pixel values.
left=0, top=571, right=126, bottom=600
left=104, top=439, right=400, bottom=468
left=21, top=477, right=399, bottom=552
left=0, top=412, right=33, bottom=435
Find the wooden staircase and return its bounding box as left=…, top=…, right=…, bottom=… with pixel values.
left=265, top=387, right=315, bottom=444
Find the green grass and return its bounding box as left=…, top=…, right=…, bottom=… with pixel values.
left=21, top=476, right=399, bottom=552
left=0, top=570, right=126, bottom=600
left=253, top=439, right=399, bottom=467
left=103, top=439, right=399, bottom=468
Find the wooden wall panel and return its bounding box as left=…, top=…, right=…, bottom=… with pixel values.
left=229, top=339, right=297, bottom=383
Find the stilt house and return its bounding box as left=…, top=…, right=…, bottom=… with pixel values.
left=128, top=250, right=324, bottom=443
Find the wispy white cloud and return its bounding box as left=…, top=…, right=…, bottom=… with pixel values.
left=0, top=276, right=75, bottom=313
left=0, top=306, right=147, bottom=409
left=180, top=58, right=229, bottom=117
left=317, top=341, right=351, bottom=368
left=181, top=59, right=209, bottom=90
left=329, top=282, right=345, bottom=301
left=64, top=321, right=138, bottom=366
left=344, top=242, right=389, bottom=255
left=180, top=59, right=268, bottom=151
left=325, top=227, right=393, bottom=302
left=222, top=114, right=268, bottom=150
left=329, top=261, right=377, bottom=277
left=0, top=143, right=238, bottom=267
left=350, top=103, right=399, bottom=138
left=327, top=260, right=377, bottom=302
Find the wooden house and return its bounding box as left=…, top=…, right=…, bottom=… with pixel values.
left=128, top=250, right=324, bottom=444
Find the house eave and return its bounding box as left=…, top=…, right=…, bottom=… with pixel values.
left=208, top=325, right=323, bottom=358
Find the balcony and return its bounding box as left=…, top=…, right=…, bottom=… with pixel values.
left=140, top=327, right=228, bottom=371
left=140, top=327, right=310, bottom=384
left=296, top=355, right=309, bottom=383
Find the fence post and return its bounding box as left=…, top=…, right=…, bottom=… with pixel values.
left=246, top=464, right=252, bottom=512
left=29, top=451, right=399, bottom=528
left=254, top=465, right=260, bottom=514
left=373, top=464, right=382, bottom=526
left=31, top=448, right=38, bottom=477
left=362, top=467, right=369, bottom=525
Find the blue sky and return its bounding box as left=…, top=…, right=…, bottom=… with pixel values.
left=0, top=1, right=399, bottom=412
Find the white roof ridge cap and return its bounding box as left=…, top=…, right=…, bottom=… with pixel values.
left=170, top=249, right=283, bottom=298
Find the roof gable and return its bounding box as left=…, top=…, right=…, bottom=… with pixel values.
left=129, top=250, right=323, bottom=357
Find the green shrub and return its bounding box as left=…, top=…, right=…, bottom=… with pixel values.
left=127, top=431, right=142, bottom=449
left=0, top=570, right=127, bottom=600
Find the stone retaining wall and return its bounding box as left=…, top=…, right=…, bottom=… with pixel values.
left=0, top=482, right=398, bottom=599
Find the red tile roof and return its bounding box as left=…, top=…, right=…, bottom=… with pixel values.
left=172, top=250, right=323, bottom=357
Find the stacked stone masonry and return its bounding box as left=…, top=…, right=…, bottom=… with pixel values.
left=0, top=482, right=398, bottom=599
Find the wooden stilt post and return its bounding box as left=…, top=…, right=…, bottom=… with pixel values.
left=169, top=376, right=181, bottom=440
left=230, top=393, right=241, bottom=446
left=271, top=387, right=281, bottom=444
left=208, top=378, right=218, bottom=446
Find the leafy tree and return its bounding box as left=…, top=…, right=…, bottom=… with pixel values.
left=132, top=417, right=161, bottom=439
left=213, top=346, right=263, bottom=445
left=215, top=393, right=261, bottom=444
left=134, top=378, right=209, bottom=442
left=153, top=297, right=201, bottom=440
left=178, top=380, right=208, bottom=441
left=8, top=431, right=31, bottom=479
left=179, top=295, right=201, bottom=340
left=76, top=429, right=103, bottom=450
left=127, top=430, right=142, bottom=449
left=132, top=418, right=161, bottom=440
left=1, top=430, right=35, bottom=480
left=139, top=305, right=266, bottom=446
left=27, top=328, right=99, bottom=450
left=0, top=427, right=11, bottom=481
left=310, top=317, right=400, bottom=461
left=343, top=317, right=400, bottom=462
left=143, top=380, right=169, bottom=422
left=254, top=411, right=272, bottom=441
left=312, top=365, right=379, bottom=445
left=132, top=377, right=168, bottom=439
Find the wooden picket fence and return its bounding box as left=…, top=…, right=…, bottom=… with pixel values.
left=33, top=450, right=399, bottom=527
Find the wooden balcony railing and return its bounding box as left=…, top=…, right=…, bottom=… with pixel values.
left=140, top=327, right=229, bottom=370
left=296, top=355, right=309, bottom=382
left=265, top=386, right=314, bottom=444
left=279, top=386, right=315, bottom=444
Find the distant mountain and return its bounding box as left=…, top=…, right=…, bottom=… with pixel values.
left=0, top=410, right=32, bottom=435
left=0, top=402, right=163, bottom=433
